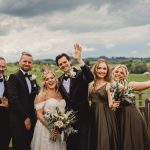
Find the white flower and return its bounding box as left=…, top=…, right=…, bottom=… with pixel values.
left=110, top=80, right=135, bottom=104
left=30, top=74, right=37, bottom=80
left=118, top=83, right=124, bottom=90
left=54, top=120, right=64, bottom=128
left=69, top=68, right=76, bottom=78
left=5, top=75, right=9, bottom=81
left=60, top=108, right=65, bottom=114
left=44, top=107, right=77, bottom=142
left=45, top=111, right=50, bottom=118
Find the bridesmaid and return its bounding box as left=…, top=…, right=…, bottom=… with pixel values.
left=88, top=59, right=120, bottom=150
left=112, top=64, right=150, bottom=150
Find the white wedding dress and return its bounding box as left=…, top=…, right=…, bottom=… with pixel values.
left=31, top=98, right=66, bottom=150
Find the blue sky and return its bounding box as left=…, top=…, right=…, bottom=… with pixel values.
left=0, top=0, right=150, bottom=62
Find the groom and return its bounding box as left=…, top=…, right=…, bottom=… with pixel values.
left=7, top=52, right=39, bottom=150
left=55, top=44, right=94, bottom=150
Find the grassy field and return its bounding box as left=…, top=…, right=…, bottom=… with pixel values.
left=6, top=63, right=150, bottom=106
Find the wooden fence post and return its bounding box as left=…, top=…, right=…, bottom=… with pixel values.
left=145, top=98, right=150, bottom=137
left=135, top=92, right=143, bottom=106
left=138, top=93, right=142, bottom=106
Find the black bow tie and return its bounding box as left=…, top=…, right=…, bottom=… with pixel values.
left=63, top=75, right=70, bottom=81
left=0, top=78, right=3, bottom=82
left=24, top=73, right=31, bottom=78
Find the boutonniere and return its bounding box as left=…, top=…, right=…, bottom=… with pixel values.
left=4, top=75, right=9, bottom=81
left=29, top=74, right=37, bottom=81
left=69, top=68, right=76, bottom=78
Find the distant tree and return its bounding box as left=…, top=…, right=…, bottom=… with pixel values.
left=121, top=60, right=133, bottom=70
left=129, top=60, right=148, bottom=73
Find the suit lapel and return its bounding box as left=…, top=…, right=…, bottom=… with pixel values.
left=69, top=78, right=74, bottom=95
left=69, top=69, right=78, bottom=96
left=17, top=70, right=30, bottom=94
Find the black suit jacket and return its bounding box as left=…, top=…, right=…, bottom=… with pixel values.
left=7, top=70, right=39, bottom=127
left=0, top=76, right=9, bottom=129
left=59, top=65, right=94, bottom=123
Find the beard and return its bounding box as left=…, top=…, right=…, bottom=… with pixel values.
left=0, top=70, right=4, bottom=75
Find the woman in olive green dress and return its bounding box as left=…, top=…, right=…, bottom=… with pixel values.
left=112, top=64, right=150, bottom=150
left=88, top=59, right=120, bottom=150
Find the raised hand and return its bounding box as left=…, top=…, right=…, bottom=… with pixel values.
left=72, top=44, right=82, bottom=60
left=72, top=43, right=85, bottom=65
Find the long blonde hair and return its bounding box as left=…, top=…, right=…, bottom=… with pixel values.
left=112, top=64, right=129, bottom=81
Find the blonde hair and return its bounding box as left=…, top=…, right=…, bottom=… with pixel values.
left=112, top=64, right=129, bottom=80
left=41, top=70, right=59, bottom=93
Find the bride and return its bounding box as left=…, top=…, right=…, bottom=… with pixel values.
left=31, top=70, right=66, bottom=150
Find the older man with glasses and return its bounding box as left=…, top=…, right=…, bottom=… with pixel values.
left=0, top=56, right=11, bottom=150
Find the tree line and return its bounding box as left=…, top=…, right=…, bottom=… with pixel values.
left=8, top=56, right=150, bottom=74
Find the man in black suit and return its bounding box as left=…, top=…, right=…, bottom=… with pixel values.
left=55, top=44, right=94, bottom=150
left=7, top=52, right=39, bottom=150
left=0, top=57, right=11, bottom=150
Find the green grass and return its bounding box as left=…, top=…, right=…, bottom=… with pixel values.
left=7, top=64, right=150, bottom=147
left=5, top=63, right=150, bottom=106
left=128, top=74, right=150, bottom=82
left=6, top=64, right=63, bottom=85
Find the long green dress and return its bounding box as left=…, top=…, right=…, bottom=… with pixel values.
left=117, top=101, right=150, bottom=150
left=88, top=84, right=119, bottom=150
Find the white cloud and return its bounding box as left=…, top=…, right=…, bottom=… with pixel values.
left=147, top=42, right=150, bottom=46
left=0, top=0, right=150, bottom=62
left=131, top=50, right=137, bottom=54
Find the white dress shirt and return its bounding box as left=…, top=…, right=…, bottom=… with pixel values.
left=20, top=69, right=32, bottom=94
left=0, top=77, right=4, bottom=97
left=63, top=78, right=70, bottom=93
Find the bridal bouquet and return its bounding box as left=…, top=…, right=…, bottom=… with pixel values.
left=44, top=107, right=77, bottom=142
left=110, top=80, right=135, bottom=104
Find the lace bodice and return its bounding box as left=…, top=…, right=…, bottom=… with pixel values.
left=34, top=98, right=66, bottom=113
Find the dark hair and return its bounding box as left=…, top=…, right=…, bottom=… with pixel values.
left=55, top=53, right=70, bottom=66
left=0, top=57, right=5, bottom=61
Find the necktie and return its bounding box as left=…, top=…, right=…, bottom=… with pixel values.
left=64, top=75, right=70, bottom=81
left=24, top=73, right=32, bottom=93
left=24, top=73, right=31, bottom=78
left=0, top=78, right=3, bottom=82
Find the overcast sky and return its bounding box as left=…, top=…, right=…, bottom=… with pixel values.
left=0, top=0, right=150, bottom=62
